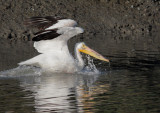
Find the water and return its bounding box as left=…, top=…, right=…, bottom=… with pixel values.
left=0, top=34, right=160, bottom=113
left=0, top=66, right=160, bottom=113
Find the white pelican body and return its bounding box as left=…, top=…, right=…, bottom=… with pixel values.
left=19, top=42, right=84, bottom=73
left=20, top=50, right=78, bottom=73
left=19, top=16, right=109, bottom=73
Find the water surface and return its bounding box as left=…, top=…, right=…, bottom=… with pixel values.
left=0, top=65, right=160, bottom=113
left=0, top=33, right=160, bottom=113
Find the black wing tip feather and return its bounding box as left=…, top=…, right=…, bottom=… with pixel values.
left=24, top=16, right=64, bottom=25
left=24, top=15, right=65, bottom=41
left=24, top=16, right=65, bottom=30
left=32, top=29, right=61, bottom=41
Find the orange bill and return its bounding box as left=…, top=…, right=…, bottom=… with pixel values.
left=79, top=44, right=109, bottom=62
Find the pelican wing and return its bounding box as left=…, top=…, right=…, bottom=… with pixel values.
left=24, top=16, right=83, bottom=53
left=33, top=27, right=84, bottom=53
left=32, top=29, right=60, bottom=41
left=24, top=16, right=63, bottom=30
left=24, top=16, right=77, bottom=30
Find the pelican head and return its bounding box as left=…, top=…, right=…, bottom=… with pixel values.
left=76, top=42, right=109, bottom=62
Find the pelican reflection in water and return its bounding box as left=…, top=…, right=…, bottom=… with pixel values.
left=19, top=72, right=110, bottom=113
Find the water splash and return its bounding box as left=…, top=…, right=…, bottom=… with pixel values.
left=79, top=55, right=100, bottom=75
left=0, top=65, right=42, bottom=77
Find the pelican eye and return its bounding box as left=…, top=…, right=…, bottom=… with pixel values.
left=81, top=44, right=86, bottom=49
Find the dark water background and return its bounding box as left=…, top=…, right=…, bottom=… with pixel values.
left=0, top=68, right=160, bottom=113
left=0, top=33, right=160, bottom=113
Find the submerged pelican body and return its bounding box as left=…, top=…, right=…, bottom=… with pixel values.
left=19, top=16, right=109, bottom=73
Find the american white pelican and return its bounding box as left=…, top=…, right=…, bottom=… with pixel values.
left=19, top=16, right=109, bottom=73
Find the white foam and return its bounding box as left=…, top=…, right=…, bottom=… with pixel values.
left=0, top=65, right=42, bottom=78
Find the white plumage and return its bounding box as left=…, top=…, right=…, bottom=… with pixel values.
left=19, top=16, right=109, bottom=73
left=34, top=27, right=83, bottom=53
left=46, top=19, right=77, bottom=30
